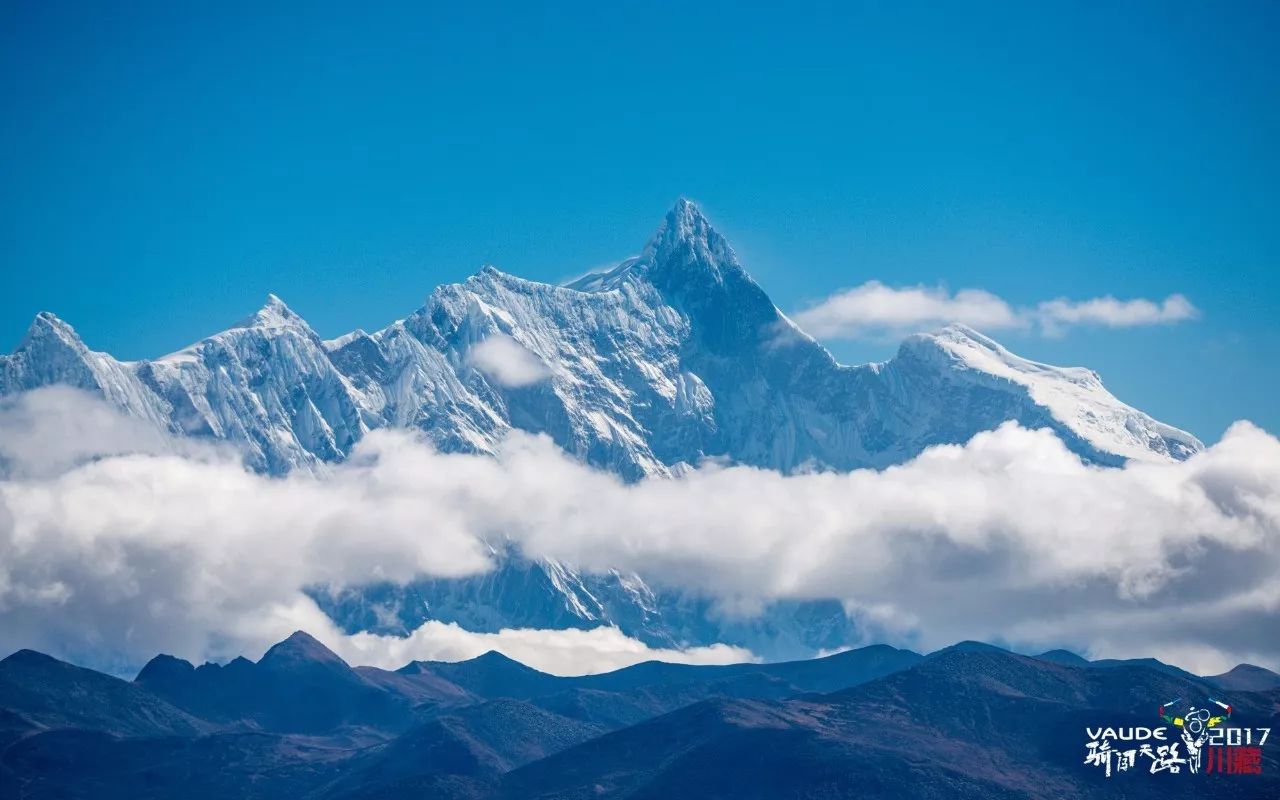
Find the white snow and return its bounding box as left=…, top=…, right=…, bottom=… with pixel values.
left=922, top=324, right=1202, bottom=462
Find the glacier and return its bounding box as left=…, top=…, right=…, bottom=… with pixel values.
left=0, top=199, right=1203, bottom=658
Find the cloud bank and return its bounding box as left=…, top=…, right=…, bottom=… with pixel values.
left=1, top=387, right=1278, bottom=676
left=792, top=281, right=1199, bottom=340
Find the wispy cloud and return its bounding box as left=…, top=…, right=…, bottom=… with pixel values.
left=791, top=281, right=1199, bottom=340
left=1, top=388, right=1278, bottom=676
left=466, top=333, right=552, bottom=387
left=1036, top=294, right=1200, bottom=335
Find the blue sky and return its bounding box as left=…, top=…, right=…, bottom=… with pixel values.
left=2, top=1, right=1276, bottom=441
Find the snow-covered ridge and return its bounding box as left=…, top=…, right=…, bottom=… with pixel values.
left=1, top=199, right=1202, bottom=476
left=911, top=324, right=1201, bottom=462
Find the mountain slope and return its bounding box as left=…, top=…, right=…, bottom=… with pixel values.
left=134, top=631, right=413, bottom=735
left=1207, top=663, right=1280, bottom=692
left=322, top=699, right=606, bottom=800
left=894, top=324, right=1201, bottom=463
left=137, top=297, right=372, bottom=474
left=0, top=649, right=207, bottom=738
left=502, top=651, right=1280, bottom=800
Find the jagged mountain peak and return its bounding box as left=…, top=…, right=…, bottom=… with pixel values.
left=654, top=196, right=710, bottom=242
left=231, top=293, right=312, bottom=333
left=462, top=264, right=553, bottom=296
left=564, top=200, right=749, bottom=298
left=472, top=264, right=511, bottom=281
left=2, top=310, right=176, bottom=427
left=17, top=311, right=86, bottom=353
left=566, top=199, right=756, bottom=298
left=642, top=198, right=747, bottom=291
left=152, top=295, right=317, bottom=366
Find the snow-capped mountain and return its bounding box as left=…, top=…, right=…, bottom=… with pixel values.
left=1, top=199, right=1201, bottom=476
left=0, top=200, right=1203, bottom=657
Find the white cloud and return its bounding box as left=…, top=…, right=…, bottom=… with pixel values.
left=1, top=389, right=1278, bottom=676
left=792, top=281, right=1023, bottom=338
left=334, top=621, right=756, bottom=675
left=149, top=592, right=755, bottom=676
left=791, top=281, right=1199, bottom=340
left=466, top=334, right=551, bottom=387
left=1036, top=294, right=1199, bottom=336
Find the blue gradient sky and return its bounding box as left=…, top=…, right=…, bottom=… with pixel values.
left=2, top=1, right=1277, bottom=440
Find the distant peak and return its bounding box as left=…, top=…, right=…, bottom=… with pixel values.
left=928, top=323, right=1004, bottom=350
left=258, top=630, right=348, bottom=669
left=0, top=648, right=62, bottom=668
left=564, top=256, right=642, bottom=292
left=903, top=323, right=1106, bottom=390
left=929, top=640, right=1012, bottom=658
left=17, top=311, right=86, bottom=353
left=135, top=653, right=195, bottom=683
left=473, top=649, right=522, bottom=666
left=1206, top=663, right=1280, bottom=691
left=468, top=264, right=524, bottom=285
left=669, top=196, right=706, bottom=226
left=259, top=293, right=298, bottom=319
left=1222, top=663, right=1273, bottom=674
left=563, top=201, right=716, bottom=293
left=638, top=197, right=764, bottom=300
left=322, top=328, right=370, bottom=352
left=646, top=197, right=720, bottom=256
left=464, top=650, right=543, bottom=674
left=281, top=629, right=323, bottom=647
left=232, top=294, right=312, bottom=333
left=1034, top=649, right=1092, bottom=667
left=905, top=323, right=1012, bottom=364
left=395, top=648, right=531, bottom=675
